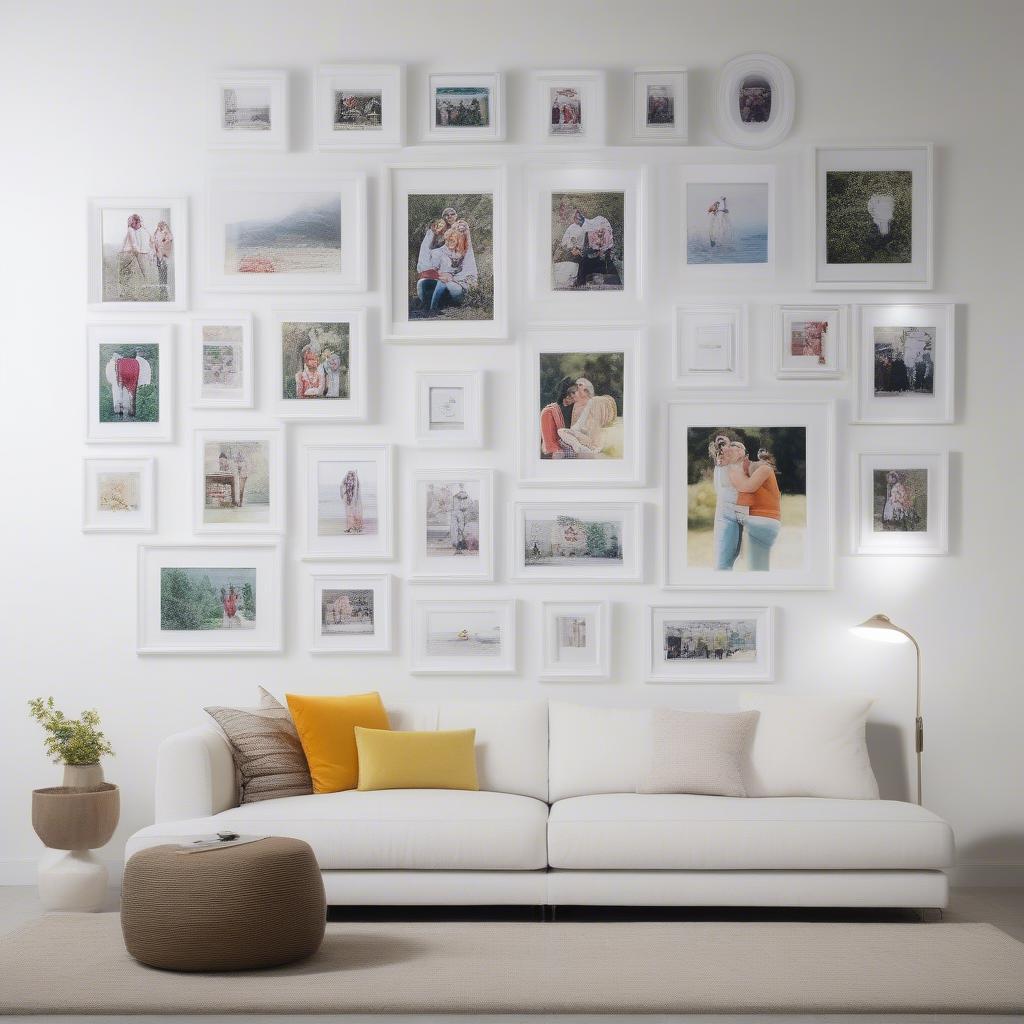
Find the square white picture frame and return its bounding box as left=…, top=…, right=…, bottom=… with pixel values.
left=672, top=304, right=749, bottom=387
left=414, top=370, right=484, bottom=448
left=82, top=457, right=155, bottom=534
left=532, top=70, right=606, bottom=146
left=309, top=572, right=393, bottom=653
left=633, top=68, right=688, bottom=143
left=540, top=600, right=611, bottom=680
left=773, top=304, right=848, bottom=380
left=191, top=313, right=254, bottom=409
left=426, top=72, right=504, bottom=142
left=410, top=598, right=516, bottom=675
left=315, top=63, right=403, bottom=150
left=208, top=70, right=288, bottom=151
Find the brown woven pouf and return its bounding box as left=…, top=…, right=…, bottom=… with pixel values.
left=121, top=837, right=325, bottom=971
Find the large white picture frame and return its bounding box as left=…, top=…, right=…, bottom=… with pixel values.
left=309, top=571, right=393, bottom=653
left=540, top=600, right=611, bottom=680
left=413, top=370, right=484, bottom=448
left=410, top=598, right=516, bottom=675
left=208, top=70, right=288, bottom=151
left=314, top=63, right=403, bottom=150
left=190, top=313, right=254, bottom=409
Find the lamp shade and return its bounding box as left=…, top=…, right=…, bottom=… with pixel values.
left=850, top=613, right=910, bottom=644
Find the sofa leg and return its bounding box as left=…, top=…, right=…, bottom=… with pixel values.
left=549, top=904, right=557, bottom=923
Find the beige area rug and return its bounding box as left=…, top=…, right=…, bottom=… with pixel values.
left=1, top=915, right=1024, bottom=1015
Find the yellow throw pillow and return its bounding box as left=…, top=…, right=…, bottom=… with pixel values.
left=285, top=691, right=390, bottom=794
left=355, top=728, right=479, bottom=792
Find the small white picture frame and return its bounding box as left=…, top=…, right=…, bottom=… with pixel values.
left=773, top=304, right=848, bottom=380
left=191, top=313, right=254, bottom=409
left=426, top=72, right=504, bottom=142
left=532, top=70, right=606, bottom=146
left=82, top=458, right=155, bottom=534
left=315, top=63, right=403, bottom=150
left=633, top=68, right=688, bottom=143
left=714, top=54, right=794, bottom=149
left=854, top=451, right=949, bottom=556
left=540, top=600, right=611, bottom=680
left=672, top=304, right=749, bottom=388
left=208, top=70, right=288, bottom=151
left=309, top=572, right=393, bottom=654
left=646, top=606, right=775, bottom=683
left=414, top=370, right=484, bottom=448
left=410, top=598, right=516, bottom=675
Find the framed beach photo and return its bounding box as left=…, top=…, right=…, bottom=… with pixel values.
left=303, top=444, right=393, bottom=560
left=812, top=143, right=933, bottom=289
left=633, top=68, right=688, bottom=143
left=519, top=325, right=644, bottom=487
left=714, top=53, right=794, bottom=149
left=426, top=72, right=504, bottom=142
left=310, top=572, right=393, bottom=654
left=773, top=304, right=848, bottom=380
left=532, top=70, right=605, bottom=146
left=855, top=303, right=955, bottom=423
left=410, top=599, right=516, bottom=675
left=672, top=304, right=749, bottom=388
left=414, top=370, right=484, bottom=448
left=270, top=309, right=367, bottom=421
left=86, top=323, right=173, bottom=444
left=82, top=457, right=155, bottom=534
left=854, top=451, right=949, bottom=556
left=385, top=164, right=507, bottom=342
left=540, top=600, right=611, bottom=680
left=646, top=606, right=775, bottom=683
left=206, top=176, right=367, bottom=292
left=208, top=70, right=288, bottom=151
left=193, top=427, right=284, bottom=535
left=137, top=543, right=283, bottom=654
left=87, top=196, right=187, bottom=312
left=190, top=314, right=253, bottom=409
left=315, top=64, right=403, bottom=150
left=409, top=469, right=494, bottom=583
left=665, top=400, right=835, bottom=590
left=510, top=500, right=643, bottom=583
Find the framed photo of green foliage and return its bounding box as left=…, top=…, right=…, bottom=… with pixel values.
left=812, top=144, right=933, bottom=289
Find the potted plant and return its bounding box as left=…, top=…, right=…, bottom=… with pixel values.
left=28, top=697, right=114, bottom=788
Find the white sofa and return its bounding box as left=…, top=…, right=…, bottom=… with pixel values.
left=125, top=699, right=955, bottom=909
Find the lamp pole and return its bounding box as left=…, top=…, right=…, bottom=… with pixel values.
left=880, top=617, right=923, bottom=806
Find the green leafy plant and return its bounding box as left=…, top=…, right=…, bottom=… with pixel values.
left=28, top=698, right=115, bottom=766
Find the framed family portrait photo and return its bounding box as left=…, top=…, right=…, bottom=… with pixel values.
left=714, top=53, right=795, bottom=149
left=385, top=164, right=507, bottom=342
left=426, top=72, right=504, bottom=142
left=540, top=600, right=611, bottom=680
left=672, top=304, right=749, bottom=388
left=665, top=400, right=835, bottom=590
left=633, top=68, right=688, bottom=143
left=309, top=572, right=393, bottom=654
left=191, top=313, right=254, bottom=409
left=208, top=70, right=288, bottom=151
left=773, top=304, right=848, bottom=380
left=414, top=370, right=484, bottom=447
left=315, top=64, right=403, bottom=150
left=532, top=70, right=606, bottom=146
left=82, top=457, right=155, bottom=534
left=410, top=599, right=516, bottom=675
left=409, top=470, right=494, bottom=583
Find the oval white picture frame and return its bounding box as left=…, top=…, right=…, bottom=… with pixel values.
left=715, top=53, right=794, bottom=149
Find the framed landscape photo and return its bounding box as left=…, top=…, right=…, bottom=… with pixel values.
left=86, top=323, right=173, bottom=444
left=854, top=451, right=948, bottom=556
left=208, top=70, right=288, bottom=151
left=519, top=325, right=644, bottom=487
left=87, top=196, right=188, bottom=311
left=510, top=500, right=643, bottom=583
left=310, top=572, right=393, bottom=653
left=665, top=400, right=835, bottom=590
left=315, top=64, right=403, bottom=150
left=633, top=68, right=688, bottom=143
left=414, top=370, right=484, bottom=447
left=532, top=70, right=606, bottom=146
left=385, top=164, right=506, bottom=342
left=773, top=304, right=848, bottom=380
left=646, top=606, right=774, bottom=683
left=304, top=444, right=393, bottom=560
left=409, top=469, right=494, bottom=583
left=540, top=600, right=610, bottom=680
left=714, top=53, right=794, bottom=149
left=82, top=457, right=155, bottom=534
left=426, top=72, right=504, bottom=142
left=410, top=599, right=516, bottom=675
left=191, top=313, right=254, bottom=409
left=672, top=304, right=749, bottom=388
left=206, top=176, right=367, bottom=292
left=137, top=543, right=283, bottom=654
left=270, top=309, right=367, bottom=421
left=812, top=143, right=933, bottom=289
left=855, top=303, right=954, bottom=423
left=193, top=427, right=284, bottom=535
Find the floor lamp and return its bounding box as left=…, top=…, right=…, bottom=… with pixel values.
left=850, top=614, right=923, bottom=806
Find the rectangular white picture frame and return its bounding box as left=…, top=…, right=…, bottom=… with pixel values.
left=540, top=600, right=611, bottom=680
left=426, top=72, right=504, bottom=142
left=315, top=63, right=403, bottom=150
left=672, top=304, right=749, bottom=387
left=208, top=70, right=288, bottom=151
left=191, top=313, right=254, bottom=409
left=414, top=370, right=484, bottom=447
left=532, top=70, right=606, bottom=146
left=309, top=572, right=393, bottom=653
left=410, top=598, right=516, bottom=675
left=82, top=457, right=155, bottom=534
left=633, top=68, right=688, bottom=143
left=773, top=304, right=848, bottom=380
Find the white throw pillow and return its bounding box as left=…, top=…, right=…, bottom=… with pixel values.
left=739, top=692, right=880, bottom=800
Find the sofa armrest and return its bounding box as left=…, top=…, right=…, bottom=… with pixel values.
left=154, top=726, right=237, bottom=822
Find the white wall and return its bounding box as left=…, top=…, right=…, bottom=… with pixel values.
left=2, top=0, right=1022, bottom=885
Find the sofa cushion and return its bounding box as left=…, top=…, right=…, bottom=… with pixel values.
left=547, top=794, right=954, bottom=870
left=126, top=789, right=548, bottom=871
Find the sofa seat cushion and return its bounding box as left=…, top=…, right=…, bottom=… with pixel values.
left=547, top=794, right=954, bottom=870
left=126, top=790, right=548, bottom=871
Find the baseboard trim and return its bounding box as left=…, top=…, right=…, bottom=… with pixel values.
left=949, top=863, right=1024, bottom=887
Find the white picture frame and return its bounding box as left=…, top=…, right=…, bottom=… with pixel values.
left=190, top=313, right=254, bottom=409
left=269, top=308, right=368, bottom=421
left=309, top=572, right=393, bottom=653
left=87, top=196, right=188, bottom=312
left=86, top=323, right=174, bottom=444
left=812, top=143, right=934, bottom=289
left=854, top=303, right=955, bottom=423
left=672, top=304, right=749, bottom=388
left=303, top=444, right=393, bottom=561
left=425, top=72, right=505, bottom=142
left=854, top=451, right=949, bottom=556
left=409, top=469, right=494, bottom=583
left=385, top=164, right=507, bottom=342
left=532, top=70, right=606, bottom=146
left=773, top=304, right=848, bottom=380
left=410, top=598, right=516, bottom=675
left=540, top=600, right=611, bottom=681
left=632, top=68, right=688, bottom=144
left=714, top=53, right=794, bottom=149
left=413, top=370, right=484, bottom=448
left=193, top=427, right=285, bottom=536
left=82, top=457, right=155, bottom=534
left=646, top=606, right=775, bottom=683
left=314, top=63, right=403, bottom=150
left=518, top=324, right=645, bottom=487
left=137, top=543, right=283, bottom=654
left=206, top=176, right=367, bottom=293
left=208, top=70, right=288, bottom=151
left=510, top=500, right=644, bottom=583
left=665, top=400, right=836, bottom=590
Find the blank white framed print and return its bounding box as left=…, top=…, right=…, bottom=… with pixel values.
left=672, top=304, right=749, bottom=387
left=414, top=370, right=484, bottom=448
